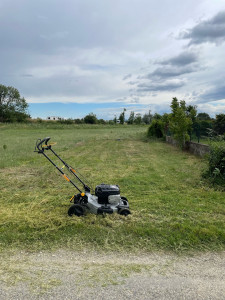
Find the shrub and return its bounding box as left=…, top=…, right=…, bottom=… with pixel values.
left=147, top=119, right=164, bottom=138
left=98, top=119, right=106, bottom=124
left=57, top=118, right=74, bottom=124
left=204, top=142, right=225, bottom=185
left=74, top=118, right=84, bottom=124
left=36, top=118, right=43, bottom=123
left=84, top=113, right=98, bottom=124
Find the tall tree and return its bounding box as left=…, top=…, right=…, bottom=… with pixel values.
left=0, top=84, right=29, bottom=122
left=127, top=111, right=135, bottom=124
left=186, top=104, right=197, bottom=140
left=214, top=114, right=225, bottom=135
left=162, top=113, right=170, bottom=136
left=119, top=108, right=126, bottom=124
left=142, top=110, right=152, bottom=124
left=169, top=97, right=192, bottom=148
left=196, top=112, right=213, bottom=139
left=134, top=113, right=142, bottom=124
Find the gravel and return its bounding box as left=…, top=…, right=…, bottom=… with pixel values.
left=0, top=250, right=225, bottom=299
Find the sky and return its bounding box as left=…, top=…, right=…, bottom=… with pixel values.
left=0, top=0, right=225, bottom=120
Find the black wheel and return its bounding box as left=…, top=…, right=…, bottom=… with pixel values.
left=118, top=208, right=131, bottom=216
left=68, top=204, right=85, bottom=217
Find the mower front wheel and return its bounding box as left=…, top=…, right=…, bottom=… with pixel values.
left=118, top=208, right=131, bottom=216
left=68, top=204, right=85, bottom=217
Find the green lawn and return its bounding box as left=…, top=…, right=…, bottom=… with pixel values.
left=0, top=123, right=225, bottom=252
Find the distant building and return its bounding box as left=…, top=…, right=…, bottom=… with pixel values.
left=46, top=116, right=64, bottom=121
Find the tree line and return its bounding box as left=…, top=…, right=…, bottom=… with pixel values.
left=147, top=97, right=225, bottom=148
left=0, top=85, right=224, bottom=142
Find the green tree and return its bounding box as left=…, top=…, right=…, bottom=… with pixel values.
left=198, top=120, right=213, bottom=137
left=142, top=110, right=152, bottom=124
left=84, top=113, right=98, bottom=124
left=98, top=118, right=106, bottom=124
left=195, top=112, right=213, bottom=140
left=74, top=118, right=84, bottom=124
left=186, top=105, right=197, bottom=140
left=127, top=111, right=135, bottom=124
left=197, top=112, right=211, bottom=120
left=134, top=113, right=142, bottom=125
left=162, top=113, right=170, bottom=136
left=152, top=113, right=162, bottom=120
left=214, top=114, right=225, bottom=135
left=169, top=97, right=192, bottom=148
left=186, top=105, right=197, bottom=122
left=147, top=119, right=164, bottom=138
left=119, top=108, right=126, bottom=124
left=0, top=84, right=29, bottom=122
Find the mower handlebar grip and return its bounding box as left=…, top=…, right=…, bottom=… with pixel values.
left=36, top=137, right=51, bottom=151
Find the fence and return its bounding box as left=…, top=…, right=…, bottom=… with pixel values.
left=166, top=136, right=210, bottom=157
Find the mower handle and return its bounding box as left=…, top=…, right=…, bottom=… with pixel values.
left=35, top=137, right=51, bottom=152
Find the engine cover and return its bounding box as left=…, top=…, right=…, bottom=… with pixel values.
left=108, top=194, right=121, bottom=205
left=95, top=184, right=120, bottom=204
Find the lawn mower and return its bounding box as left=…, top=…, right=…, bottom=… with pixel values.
left=35, top=137, right=131, bottom=217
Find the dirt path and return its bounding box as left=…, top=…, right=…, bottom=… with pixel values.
left=0, top=250, right=225, bottom=299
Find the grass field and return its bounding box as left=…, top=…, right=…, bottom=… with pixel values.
left=0, top=123, right=225, bottom=253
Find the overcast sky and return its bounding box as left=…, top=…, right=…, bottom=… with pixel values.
left=1, top=0, right=225, bottom=119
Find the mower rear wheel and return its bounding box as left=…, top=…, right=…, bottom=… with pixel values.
left=68, top=204, right=85, bottom=217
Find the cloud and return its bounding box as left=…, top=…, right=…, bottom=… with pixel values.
left=198, top=100, right=225, bottom=117
left=136, top=50, right=200, bottom=87
left=158, top=51, right=198, bottom=66
left=21, top=74, right=34, bottom=78
left=147, top=65, right=198, bottom=79
left=128, top=81, right=138, bottom=85
left=123, top=73, right=132, bottom=80
left=198, top=85, right=225, bottom=103
left=179, top=11, right=225, bottom=45
left=137, top=79, right=185, bottom=92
